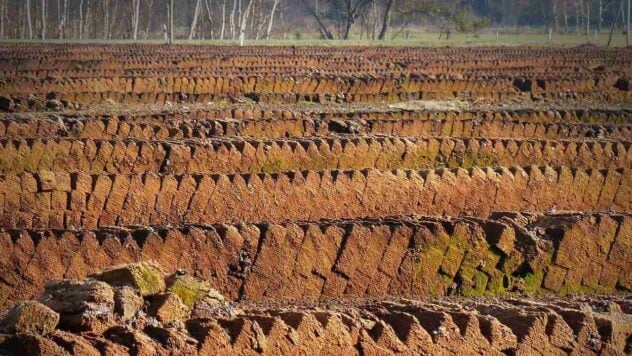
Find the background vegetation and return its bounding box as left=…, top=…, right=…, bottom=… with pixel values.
left=0, top=0, right=630, bottom=46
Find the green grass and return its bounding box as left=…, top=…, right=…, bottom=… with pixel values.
left=1, top=32, right=629, bottom=47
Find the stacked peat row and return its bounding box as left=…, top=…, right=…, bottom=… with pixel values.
left=0, top=167, right=629, bottom=230
left=0, top=213, right=629, bottom=305
left=2, top=58, right=628, bottom=78
left=1, top=74, right=629, bottom=106
left=0, top=76, right=525, bottom=105
left=0, top=137, right=628, bottom=175
left=0, top=46, right=629, bottom=107
left=0, top=262, right=630, bottom=355
left=1, top=108, right=631, bottom=140
left=1, top=45, right=630, bottom=76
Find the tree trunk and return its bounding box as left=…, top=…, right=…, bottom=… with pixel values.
left=378, top=0, right=393, bottom=40
left=255, top=14, right=267, bottom=39
left=598, top=0, right=603, bottom=33
left=608, top=0, right=623, bottom=47
left=302, top=0, right=333, bottom=39
left=26, top=0, right=33, bottom=39
left=85, top=0, right=92, bottom=39
left=41, top=0, right=46, bottom=39
left=189, top=0, right=201, bottom=39
left=169, top=0, right=174, bottom=44
left=238, top=0, right=242, bottom=36
left=552, top=0, right=559, bottom=31
left=109, top=0, right=119, bottom=39
left=563, top=0, right=569, bottom=30
left=627, top=0, right=630, bottom=45
left=587, top=0, right=590, bottom=35
left=371, top=0, right=377, bottom=40
left=60, top=0, right=67, bottom=39
left=0, top=0, right=4, bottom=39
left=103, top=0, right=109, bottom=39
left=132, top=0, right=140, bottom=40
left=145, top=0, right=155, bottom=39
left=79, top=0, right=84, bottom=39
left=249, top=0, right=257, bottom=31
left=204, top=0, right=214, bottom=40
left=343, top=24, right=352, bottom=40
left=266, top=0, right=279, bottom=39
left=230, top=0, right=237, bottom=39
left=576, top=0, right=580, bottom=33
left=239, top=0, right=253, bottom=45
left=221, top=0, right=226, bottom=40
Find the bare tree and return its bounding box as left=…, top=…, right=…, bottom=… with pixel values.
left=221, top=0, right=227, bottom=39
left=627, top=0, right=630, bottom=45
left=239, top=0, right=254, bottom=44
left=599, top=0, right=604, bottom=32
left=204, top=0, right=214, bottom=39
left=340, top=0, right=371, bottom=39
left=0, top=0, right=5, bottom=39
left=238, top=0, right=242, bottom=35
left=230, top=0, right=237, bottom=38
left=608, top=0, right=623, bottom=47
left=132, top=0, right=141, bottom=40
left=371, top=0, right=377, bottom=39
left=266, top=0, right=280, bottom=39
left=57, top=0, right=67, bottom=39
left=79, top=0, right=84, bottom=39
left=144, top=0, right=155, bottom=39
left=26, top=0, right=33, bottom=39
left=302, top=0, right=372, bottom=40
left=107, top=0, right=120, bottom=39
left=84, top=0, right=92, bottom=38
left=301, top=0, right=333, bottom=39
left=563, top=0, right=569, bottom=30
left=41, top=0, right=46, bottom=39
left=168, top=0, right=174, bottom=43
left=552, top=0, right=560, bottom=31
left=189, top=0, right=201, bottom=39
left=586, top=0, right=591, bottom=35
left=598, top=0, right=618, bottom=33
left=102, top=0, right=109, bottom=38
left=378, top=0, right=394, bottom=40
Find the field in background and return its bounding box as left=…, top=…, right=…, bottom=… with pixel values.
left=1, top=32, right=629, bottom=47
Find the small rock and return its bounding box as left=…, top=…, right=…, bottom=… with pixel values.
left=104, top=326, right=163, bottom=355
left=0, top=334, right=66, bottom=355
left=0, top=301, right=59, bottom=335
left=148, top=293, right=190, bottom=324
left=40, top=279, right=114, bottom=331
left=90, top=261, right=166, bottom=296
left=114, top=287, right=144, bottom=322
left=49, top=330, right=100, bottom=356
left=143, top=325, right=199, bottom=353
left=166, top=274, right=224, bottom=309
left=40, top=279, right=114, bottom=314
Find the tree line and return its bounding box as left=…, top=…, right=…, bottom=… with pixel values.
left=0, top=0, right=630, bottom=41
